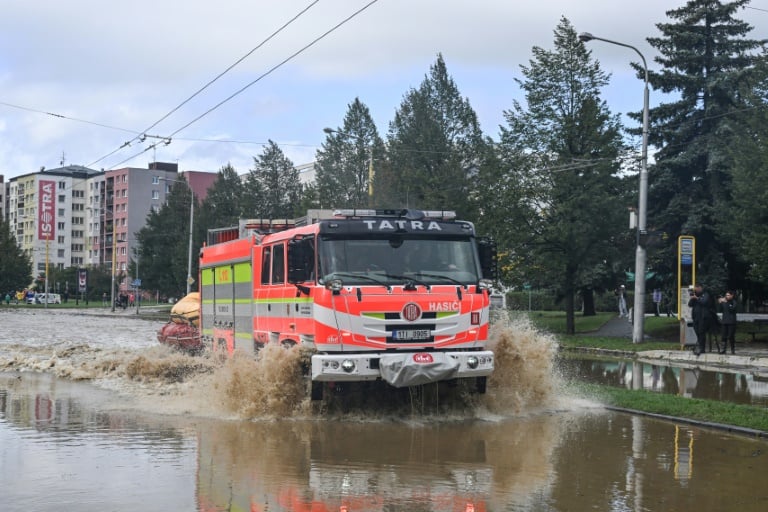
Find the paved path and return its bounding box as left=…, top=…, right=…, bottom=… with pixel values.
left=588, top=314, right=768, bottom=371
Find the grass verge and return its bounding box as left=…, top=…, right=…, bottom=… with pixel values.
left=575, top=382, right=768, bottom=433
left=559, top=335, right=678, bottom=352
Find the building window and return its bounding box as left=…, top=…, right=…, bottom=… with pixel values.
left=57, top=222, right=65, bottom=230
left=120, top=247, right=126, bottom=256
left=58, top=182, right=66, bottom=190
left=151, top=190, right=160, bottom=200
left=122, top=175, right=127, bottom=183
left=57, top=236, right=65, bottom=244
left=121, top=189, right=127, bottom=198
left=152, top=176, right=160, bottom=185
left=58, top=194, right=66, bottom=203
left=58, top=208, right=65, bottom=216
left=57, top=249, right=65, bottom=258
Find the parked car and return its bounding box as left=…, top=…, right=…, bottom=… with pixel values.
left=33, top=293, right=62, bottom=304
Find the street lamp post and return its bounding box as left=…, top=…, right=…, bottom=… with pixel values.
left=578, top=32, right=650, bottom=344
left=159, top=176, right=195, bottom=295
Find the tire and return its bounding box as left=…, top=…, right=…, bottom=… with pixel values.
left=310, top=381, right=324, bottom=401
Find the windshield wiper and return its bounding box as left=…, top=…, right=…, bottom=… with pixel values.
left=381, top=273, right=431, bottom=291
left=412, top=272, right=468, bottom=287
left=323, top=272, right=391, bottom=291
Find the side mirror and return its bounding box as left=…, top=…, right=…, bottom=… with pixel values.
left=288, top=236, right=314, bottom=284
left=477, top=237, right=498, bottom=281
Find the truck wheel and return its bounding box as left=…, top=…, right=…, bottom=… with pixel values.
left=310, top=381, right=324, bottom=401
left=476, top=377, right=487, bottom=394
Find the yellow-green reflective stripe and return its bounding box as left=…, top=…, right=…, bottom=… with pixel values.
left=436, top=311, right=459, bottom=318
left=201, top=269, right=214, bottom=286
left=200, top=328, right=251, bottom=340
left=215, top=266, right=233, bottom=283
left=233, top=263, right=251, bottom=283
left=201, top=298, right=253, bottom=304
left=362, top=312, right=386, bottom=319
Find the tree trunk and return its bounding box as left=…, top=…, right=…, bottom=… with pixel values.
left=565, top=265, right=576, bottom=335
left=582, top=288, right=596, bottom=316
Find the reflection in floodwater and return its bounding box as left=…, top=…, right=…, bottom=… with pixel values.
left=0, top=373, right=197, bottom=511
left=2, top=372, right=768, bottom=512
left=560, top=355, right=768, bottom=406
left=195, top=415, right=567, bottom=512
left=1, top=310, right=767, bottom=511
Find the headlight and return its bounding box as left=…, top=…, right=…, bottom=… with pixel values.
left=341, top=359, right=356, bottom=373
left=325, top=279, right=343, bottom=292
left=467, top=356, right=479, bottom=369
left=478, top=279, right=493, bottom=291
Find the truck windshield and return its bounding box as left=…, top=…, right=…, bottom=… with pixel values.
left=319, top=235, right=480, bottom=286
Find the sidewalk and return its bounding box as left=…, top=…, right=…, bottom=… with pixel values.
left=590, top=315, right=768, bottom=371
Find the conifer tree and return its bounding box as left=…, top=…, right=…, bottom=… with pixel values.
left=316, top=98, right=384, bottom=208
left=382, top=54, right=486, bottom=216
left=496, top=17, right=628, bottom=332
left=645, top=0, right=765, bottom=290
left=0, top=218, right=32, bottom=294
left=247, top=140, right=303, bottom=218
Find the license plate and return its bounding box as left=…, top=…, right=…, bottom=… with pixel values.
left=392, top=329, right=431, bottom=341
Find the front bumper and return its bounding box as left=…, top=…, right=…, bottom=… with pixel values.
left=310, top=350, right=494, bottom=384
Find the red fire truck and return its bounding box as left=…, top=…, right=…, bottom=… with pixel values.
left=198, top=209, right=497, bottom=399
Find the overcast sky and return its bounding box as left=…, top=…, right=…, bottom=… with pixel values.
left=2, top=0, right=768, bottom=180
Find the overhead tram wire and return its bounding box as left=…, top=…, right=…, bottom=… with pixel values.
left=0, top=101, right=138, bottom=135
left=102, top=0, right=381, bottom=170
left=86, top=0, right=322, bottom=169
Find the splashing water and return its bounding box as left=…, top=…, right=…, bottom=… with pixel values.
left=0, top=309, right=564, bottom=420
left=483, top=312, right=561, bottom=414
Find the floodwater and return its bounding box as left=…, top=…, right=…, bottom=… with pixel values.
left=1, top=309, right=767, bottom=511
left=560, top=355, right=768, bottom=406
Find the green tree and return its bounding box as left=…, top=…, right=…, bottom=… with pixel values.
left=0, top=218, right=32, bottom=294
left=495, top=17, right=628, bottom=332
left=198, top=163, right=245, bottom=234
left=316, top=98, right=385, bottom=208
left=246, top=140, right=303, bottom=218
left=381, top=54, right=487, bottom=216
left=644, top=0, right=765, bottom=292
left=723, top=101, right=768, bottom=283
left=135, top=178, right=200, bottom=299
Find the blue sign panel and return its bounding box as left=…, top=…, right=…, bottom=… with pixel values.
left=681, top=254, right=692, bottom=265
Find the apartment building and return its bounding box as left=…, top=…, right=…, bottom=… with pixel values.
left=8, top=165, right=103, bottom=276
left=7, top=163, right=223, bottom=291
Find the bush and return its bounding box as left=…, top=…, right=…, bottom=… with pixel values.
left=505, top=289, right=656, bottom=313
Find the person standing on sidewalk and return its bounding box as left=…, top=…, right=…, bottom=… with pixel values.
left=688, top=284, right=714, bottom=356
left=616, top=285, right=628, bottom=318
left=718, top=290, right=738, bottom=354
left=652, top=288, right=662, bottom=316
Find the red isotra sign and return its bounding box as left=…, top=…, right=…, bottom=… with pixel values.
left=38, top=180, right=56, bottom=240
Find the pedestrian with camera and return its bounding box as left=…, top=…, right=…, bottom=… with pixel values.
left=688, top=283, right=714, bottom=356
left=718, top=290, right=737, bottom=354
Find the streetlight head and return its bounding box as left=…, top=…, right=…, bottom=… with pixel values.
left=578, top=32, right=594, bottom=43
left=323, top=127, right=335, bottom=134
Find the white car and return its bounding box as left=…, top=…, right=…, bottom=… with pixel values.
left=33, top=293, right=62, bottom=304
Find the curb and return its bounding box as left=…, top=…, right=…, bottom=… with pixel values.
left=605, top=405, right=768, bottom=439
